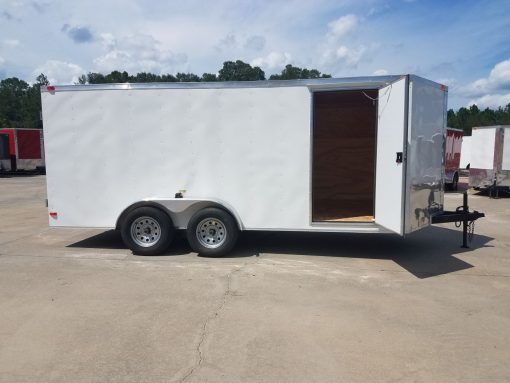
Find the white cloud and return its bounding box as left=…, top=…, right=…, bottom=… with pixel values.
left=93, top=33, right=187, bottom=74
left=327, top=14, right=358, bottom=39
left=215, top=33, right=266, bottom=54
left=368, top=4, right=391, bottom=16
left=215, top=32, right=237, bottom=52
left=462, top=59, right=510, bottom=97
left=32, top=60, right=83, bottom=84
left=317, top=14, right=367, bottom=73
left=244, top=35, right=265, bottom=52
left=0, top=56, right=5, bottom=65
left=467, top=94, right=510, bottom=109
left=251, top=51, right=292, bottom=70
left=99, top=32, right=115, bottom=50
left=373, top=69, right=388, bottom=75
left=322, top=45, right=366, bottom=68
left=459, top=59, right=510, bottom=108
left=2, top=39, right=20, bottom=47
left=437, top=78, right=457, bottom=88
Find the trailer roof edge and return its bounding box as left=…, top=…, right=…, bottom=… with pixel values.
left=41, top=75, right=413, bottom=93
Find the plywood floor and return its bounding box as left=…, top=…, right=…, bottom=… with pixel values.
left=320, top=215, right=374, bottom=222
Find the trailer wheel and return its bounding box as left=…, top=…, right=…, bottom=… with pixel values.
left=121, top=207, right=174, bottom=255
left=186, top=208, right=238, bottom=257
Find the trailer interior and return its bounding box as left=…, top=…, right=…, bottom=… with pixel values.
left=312, top=89, right=377, bottom=222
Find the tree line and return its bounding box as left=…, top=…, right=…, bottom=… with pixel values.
left=0, top=60, right=331, bottom=129
left=80, top=60, right=332, bottom=84
left=447, top=104, right=510, bottom=135
left=1, top=59, right=509, bottom=134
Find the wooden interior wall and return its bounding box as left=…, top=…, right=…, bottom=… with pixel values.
left=312, top=90, right=377, bottom=222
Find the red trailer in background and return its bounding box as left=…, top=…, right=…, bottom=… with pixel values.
left=444, top=127, right=463, bottom=190
left=0, top=128, right=45, bottom=172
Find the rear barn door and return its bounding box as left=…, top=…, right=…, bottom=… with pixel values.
left=374, top=77, right=408, bottom=234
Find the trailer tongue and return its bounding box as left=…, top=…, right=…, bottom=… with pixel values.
left=431, top=192, right=485, bottom=248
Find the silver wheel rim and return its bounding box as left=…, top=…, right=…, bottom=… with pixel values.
left=130, top=216, right=162, bottom=247
left=196, top=218, right=227, bottom=249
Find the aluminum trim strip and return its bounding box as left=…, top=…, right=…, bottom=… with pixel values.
left=41, top=75, right=403, bottom=93
left=409, top=74, right=446, bottom=90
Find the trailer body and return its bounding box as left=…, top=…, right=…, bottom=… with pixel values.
left=444, top=127, right=463, bottom=188
left=41, top=75, right=447, bottom=239
left=469, top=125, right=510, bottom=189
left=0, top=128, right=45, bottom=172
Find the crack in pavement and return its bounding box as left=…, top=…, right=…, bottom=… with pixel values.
left=177, top=262, right=250, bottom=383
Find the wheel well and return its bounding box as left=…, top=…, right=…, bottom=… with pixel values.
left=115, top=202, right=173, bottom=230
left=115, top=200, right=243, bottom=231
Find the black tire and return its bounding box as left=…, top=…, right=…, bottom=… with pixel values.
left=186, top=207, right=238, bottom=257
left=120, top=207, right=174, bottom=255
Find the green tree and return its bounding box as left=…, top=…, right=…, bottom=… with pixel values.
left=269, top=64, right=331, bottom=80
left=35, top=73, right=49, bottom=86
left=87, top=72, right=106, bottom=84
left=104, top=70, right=129, bottom=83
left=0, top=78, right=29, bottom=128
left=176, top=73, right=201, bottom=82
left=132, top=72, right=160, bottom=83
left=446, top=103, right=510, bottom=135
left=201, top=73, right=218, bottom=82
left=76, top=74, right=87, bottom=84
left=218, top=60, right=265, bottom=81
left=0, top=77, right=42, bottom=129
left=160, top=74, right=177, bottom=82
left=447, top=109, right=458, bottom=129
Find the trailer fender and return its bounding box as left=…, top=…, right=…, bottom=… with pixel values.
left=115, top=199, right=244, bottom=231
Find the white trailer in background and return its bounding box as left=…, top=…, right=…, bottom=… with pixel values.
left=469, top=125, right=510, bottom=191
left=460, top=136, right=472, bottom=169
left=444, top=127, right=463, bottom=190
left=41, top=75, right=483, bottom=256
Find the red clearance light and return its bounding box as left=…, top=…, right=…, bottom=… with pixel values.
left=49, top=211, right=58, bottom=218
left=47, top=85, right=55, bottom=92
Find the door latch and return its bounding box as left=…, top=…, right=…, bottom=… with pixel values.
left=396, top=152, right=403, bottom=164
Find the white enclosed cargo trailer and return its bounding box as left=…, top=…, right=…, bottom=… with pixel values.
left=469, top=125, right=510, bottom=191
left=41, top=75, right=452, bottom=255
left=460, top=136, right=472, bottom=169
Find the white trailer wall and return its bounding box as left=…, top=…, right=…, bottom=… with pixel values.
left=460, top=136, right=471, bottom=168
left=43, top=86, right=313, bottom=230
left=470, top=128, right=496, bottom=169
left=469, top=126, right=510, bottom=188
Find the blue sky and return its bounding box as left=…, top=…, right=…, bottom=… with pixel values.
left=1, top=0, right=510, bottom=109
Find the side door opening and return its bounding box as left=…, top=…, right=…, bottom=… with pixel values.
left=312, top=89, right=377, bottom=222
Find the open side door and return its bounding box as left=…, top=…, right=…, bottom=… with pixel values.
left=374, top=77, right=408, bottom=234
left=404, top=77, right=446, bottom=233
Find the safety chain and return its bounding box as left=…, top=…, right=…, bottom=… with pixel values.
left=467, top=220, right=475, bottom=243
left=455, top=219, right=476, bottom=243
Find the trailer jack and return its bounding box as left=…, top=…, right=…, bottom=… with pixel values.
left=431, top=192, right=485, bottom=248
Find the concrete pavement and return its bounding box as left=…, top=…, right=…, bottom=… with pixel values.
left=0, top=175, right=509, bottom=382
